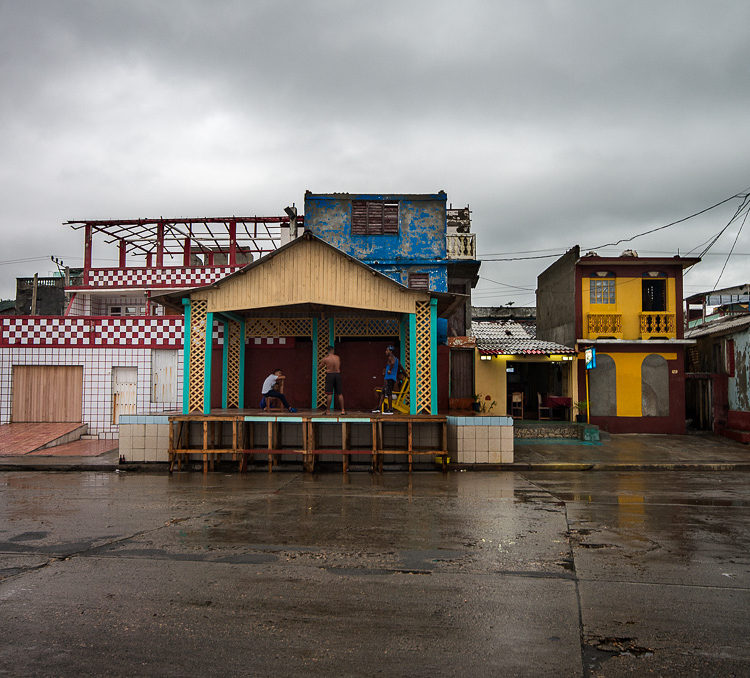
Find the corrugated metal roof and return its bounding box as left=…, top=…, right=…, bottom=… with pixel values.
left=685, top=313, right=750, bottom=339
left=471, top=320, right=575, bottom=356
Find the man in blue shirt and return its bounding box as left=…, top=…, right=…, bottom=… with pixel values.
left=374, top=346, right=401, bottom=414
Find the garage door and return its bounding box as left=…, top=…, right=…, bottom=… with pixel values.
left=12, top=365, right=83, bottom=422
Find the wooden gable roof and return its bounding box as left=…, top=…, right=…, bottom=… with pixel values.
left=189, top=231, right=430, bottom=314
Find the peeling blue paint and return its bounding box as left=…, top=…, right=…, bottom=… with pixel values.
left=304, top=192, right=450, bottom=292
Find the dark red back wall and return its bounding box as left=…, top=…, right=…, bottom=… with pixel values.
left=210, top=339, right=450, bottom=412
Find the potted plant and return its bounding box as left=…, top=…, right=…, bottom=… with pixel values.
left=574, top=401, right=588, bottom=423
left=472, top=393, right=497, bottom=414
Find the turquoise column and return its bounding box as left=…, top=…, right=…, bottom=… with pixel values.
left=328, top=317, right=335, bottom=409
left=181, top=299, right=191, bottom=415
left=430, top=298, right=438, bottom=415
left=408, top=312, right=417, bottom=415
left=221, top=319, right=229, bottom=409
left=203, top=312, right=214, bottom=415
left=238, top=320, right=246, bottom=409
left=311, top=317, right=319, bottom=408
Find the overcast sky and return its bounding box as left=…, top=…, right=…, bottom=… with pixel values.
left=1, top=1, right=749, bottom=304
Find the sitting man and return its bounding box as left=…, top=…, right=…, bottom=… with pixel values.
left=260, top=369, right=297, bottom=412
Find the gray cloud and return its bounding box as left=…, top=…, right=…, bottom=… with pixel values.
left=0, top=0, right=748, bottom=300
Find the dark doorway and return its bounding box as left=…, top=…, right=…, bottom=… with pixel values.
left=506, top=362, right=563, bottom=419
left=642, top=279, right=667, bottom=312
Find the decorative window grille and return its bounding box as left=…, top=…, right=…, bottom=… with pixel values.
left=352, top=201, right=399, bottom=235
left=590, top=279, right=615, bottom=304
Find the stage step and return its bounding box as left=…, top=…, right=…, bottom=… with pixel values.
left=0, top=423, right=88, bottom=456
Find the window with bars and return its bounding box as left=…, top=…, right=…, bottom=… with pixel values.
left=408, top=273, right=430, bottom=290
left=590, top=279, right=615, bottom=304
left=351, top=201, right=399, bottom=235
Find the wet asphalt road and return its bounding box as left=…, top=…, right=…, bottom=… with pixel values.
left=0, top=470, right=748, bottom=677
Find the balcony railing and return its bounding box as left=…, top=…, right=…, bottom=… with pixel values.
left=66, top=265, right=244, bottom=290
left=640, top=312, right=676, bottom=339
left=0, top=316, right=184, bottom=349
left=587, top=313, right=623, bottom=339
left=446, top=233, right=476, bottom=259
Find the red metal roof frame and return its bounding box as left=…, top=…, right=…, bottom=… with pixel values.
left=64, top=216, right=302, bottom=258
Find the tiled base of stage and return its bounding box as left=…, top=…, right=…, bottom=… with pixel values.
left=119, top=414, right=514, bottom=466
left=446, top=416, right=514, bottom=464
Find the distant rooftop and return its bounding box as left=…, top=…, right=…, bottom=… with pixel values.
left=471, top=319, right=574, bottom=356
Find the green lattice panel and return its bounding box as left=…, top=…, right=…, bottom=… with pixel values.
left=188, top=300, right=208, bottom=413
left=414, top=301, right=431, bottom=414
left=226, top=320, right=241, bottom=408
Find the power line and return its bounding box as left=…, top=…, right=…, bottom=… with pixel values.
left=477, top=275, right=535, bottom=291
left=713, top=205, right=749, bottom=290
left=586, top=187, right=749, bottom=251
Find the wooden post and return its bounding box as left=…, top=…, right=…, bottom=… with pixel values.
left=83, top=224, right=92, bottom=284
left=229, top=220, right=237, bottom=266
left=156, top=222, right=165, bottom=268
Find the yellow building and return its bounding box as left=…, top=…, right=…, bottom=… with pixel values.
left=472, top=320, right=577, bottom=419
left=536, top=247, right=700, bottom=433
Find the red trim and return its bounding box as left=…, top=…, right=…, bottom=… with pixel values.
left=119, top=239, right=127, bottom=268
left=156, top=222, right=164, bottom=268
left=63, top=293, right=77, bottom=317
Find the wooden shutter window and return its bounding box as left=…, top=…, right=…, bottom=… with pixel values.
left=351, top=200, right=399, bottom=235
left=366, top=201, right=384, bottom=234
left=352, top=201, right=368, bottom=235
left=383, top=202, right=399, bottom=234
left=408, top=273, right=429, bottom=290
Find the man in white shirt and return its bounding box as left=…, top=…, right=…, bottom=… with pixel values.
left=261, top=369, right=296, bottom=412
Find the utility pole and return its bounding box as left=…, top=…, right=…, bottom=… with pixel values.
left=284, top=204, right=298, bottom=239
left=30, top=273, right=38, bottom=315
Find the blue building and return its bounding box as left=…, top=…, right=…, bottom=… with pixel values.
left=301, top=191, right=479, bottom=334
left=299, top=191, right=480, bottom=403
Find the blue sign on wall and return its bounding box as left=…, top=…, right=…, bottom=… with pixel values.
left=585, top=347, right=596, bottom=370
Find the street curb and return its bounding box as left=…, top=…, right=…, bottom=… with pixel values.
left=0, top=462, right=118, bottom=472
left=1, top=460, right=749, bottom=472
left=502, top=462, right=750, bottom=472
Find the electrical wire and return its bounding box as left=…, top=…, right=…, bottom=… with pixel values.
left=586, top=188, right=749, bottom=251
left=477, top=275, right=535, bottom=291
left=713, top=206, right=749, bottom=290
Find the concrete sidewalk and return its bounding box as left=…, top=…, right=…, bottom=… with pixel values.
left=510, top=432, right=750, bottom=471
left=0, top=433, right=747, bottom=472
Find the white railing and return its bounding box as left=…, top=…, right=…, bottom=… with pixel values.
left=446, top=233, right=476, bottom=259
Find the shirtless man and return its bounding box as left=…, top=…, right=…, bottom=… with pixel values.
left=321, top=345, right=345, bottom=414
